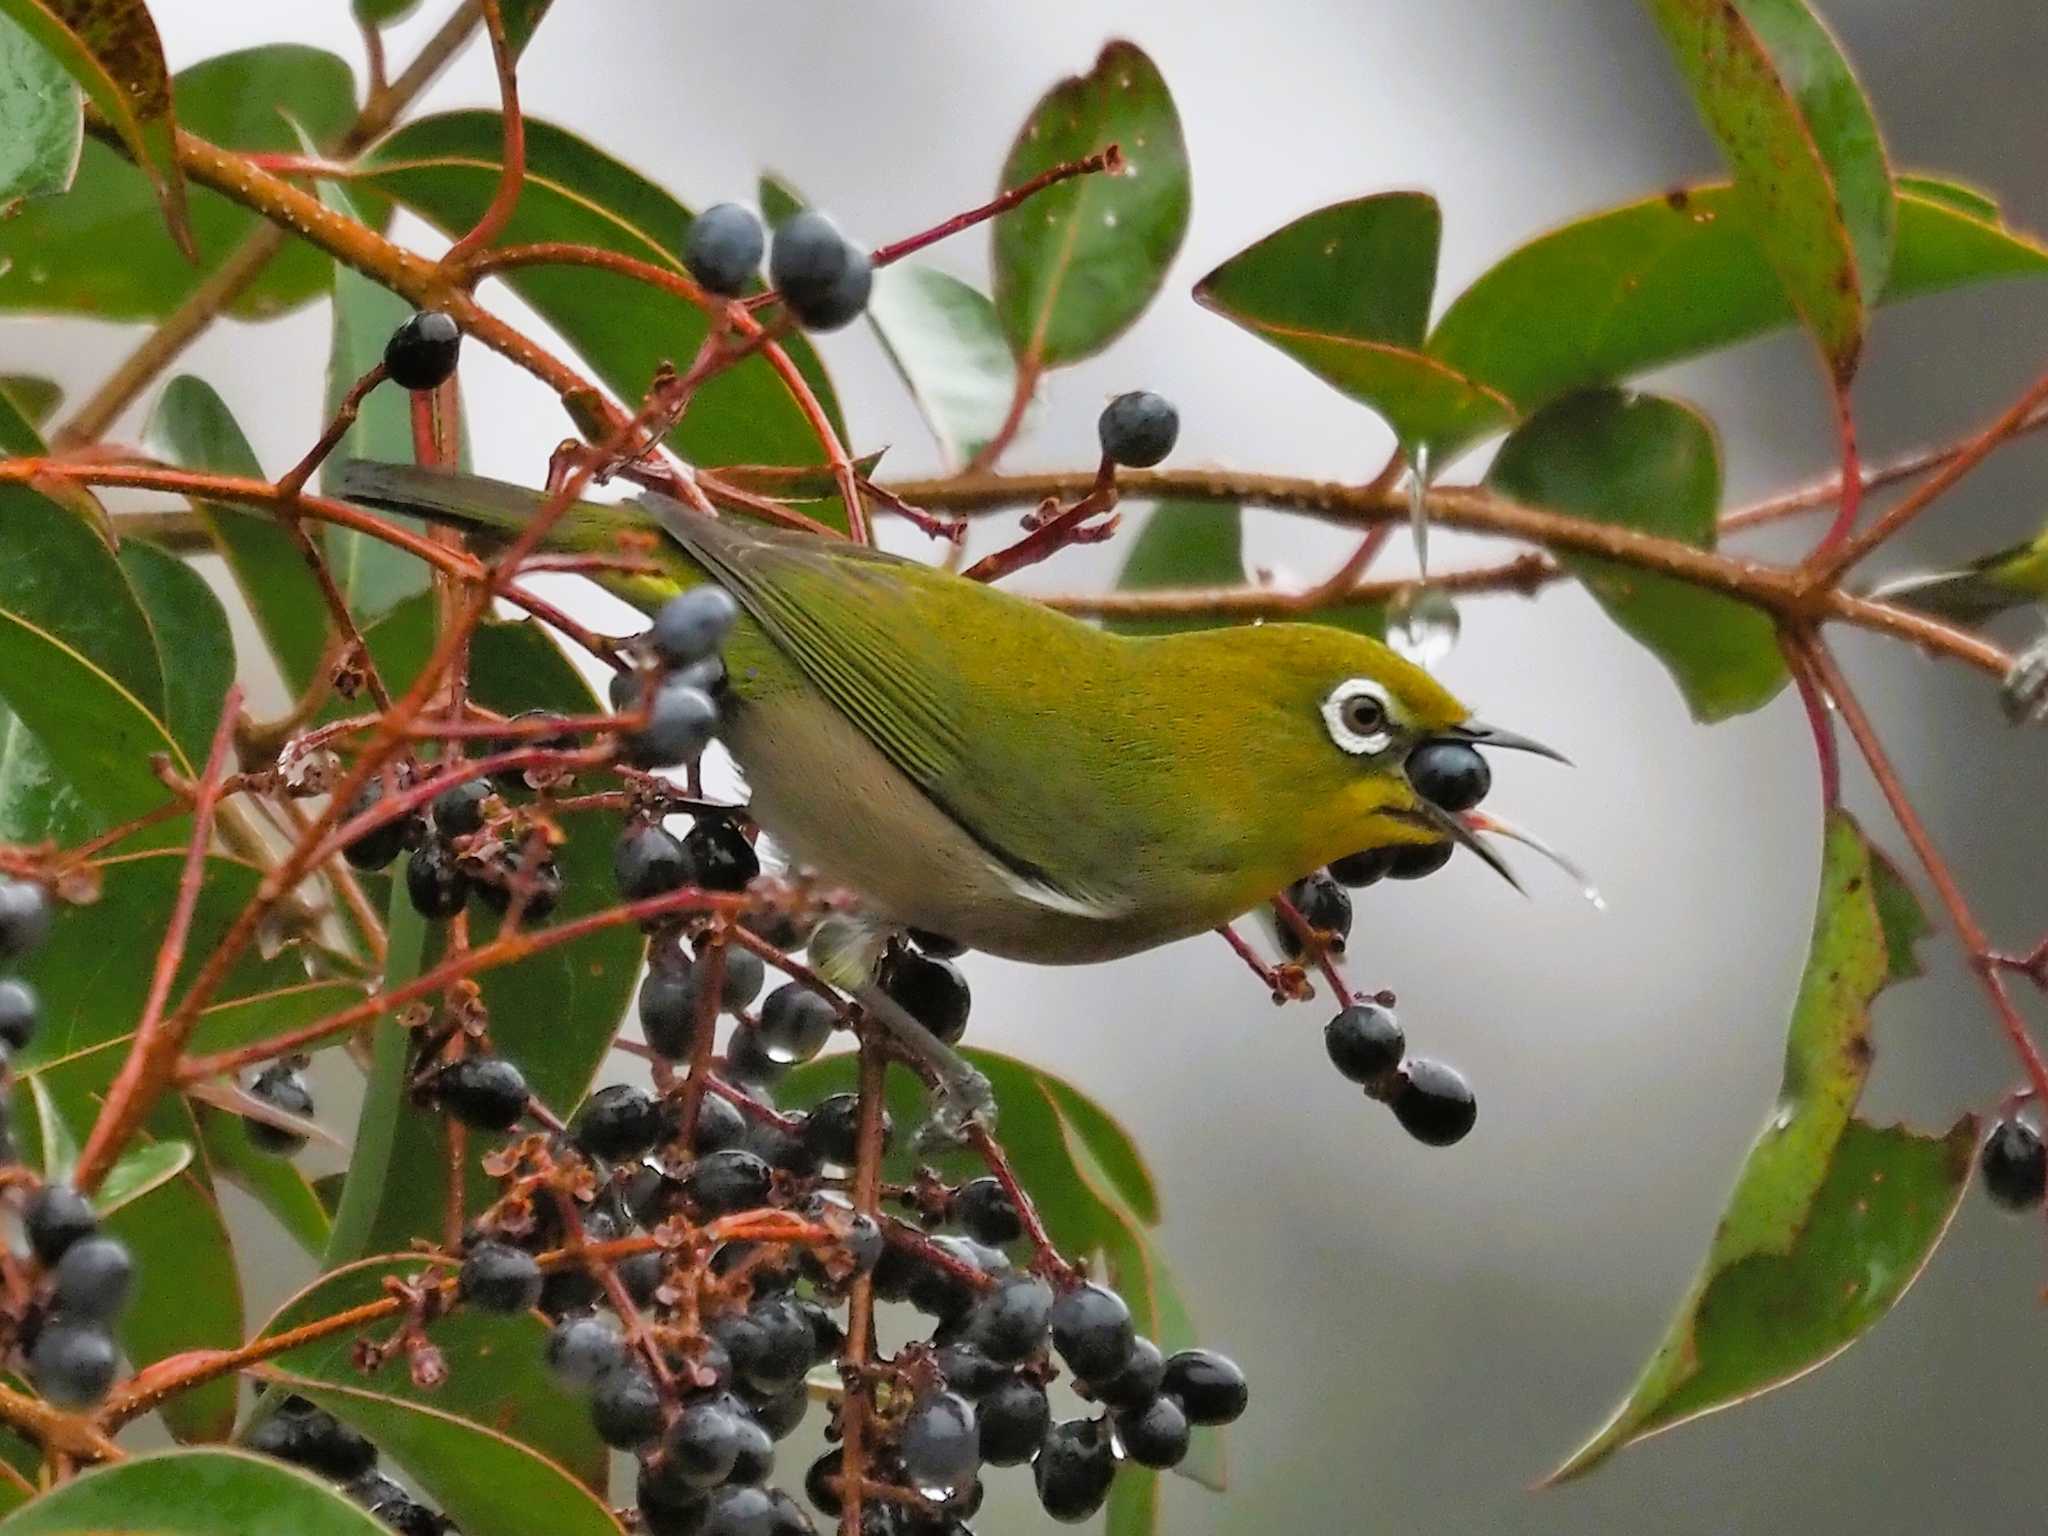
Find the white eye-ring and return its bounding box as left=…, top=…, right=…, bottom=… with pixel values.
left=1322, top=678, right=1397, bottom=756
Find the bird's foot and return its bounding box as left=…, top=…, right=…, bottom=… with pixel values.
left=916, top=1063, right=998, bottom=1150
left=2002, top=631, right=2048, bottom=725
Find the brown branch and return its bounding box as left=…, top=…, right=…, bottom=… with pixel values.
left=836, top=1037, right=888, bottom=1536
left=1804, top=638, right=2048, bottom=1106
left=73, top=684, right=243, bottom=1192
left=961, top=466, right=1118, bottom=582
left=867, top=144, right=1123, bottom=270
left=440, top=0, right=524, bottom=269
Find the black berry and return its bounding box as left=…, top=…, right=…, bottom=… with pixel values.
left=430, top=777, right=491, bottom=839
left=28, top=1320, right=116, bottom=1408
left=663, top=1397, right=743, bottom=1488
left=458, top=1239, right=542, bottom=1313
left=25, top=1185, right=98, bottom=1264
left=1160, top=1348, right=1248, bottom=1425
left=618, top=1249, right=666, bottom=1308
left=682, top=818, right=759, bottom=893
left=545, top=1312, right=626, bottom=1387
left=976, top=1374, right=1050, bottom=1466
left=1324, top=1002, right=1404, bottom=1086
left=1385, top=841, right=1454, bottom=881
left=384, top=310, right=462, bottom=392
left=954, top=1176, right=1023, bottom=1247
left=1981, top=1118, right=2048, bottom=1211
left=877, top=950, right=971, bottom=1046
left=755, top=983, right=836, bottom=1066
left=571, top=1083, right=667, bottom=1162
left=626, top=679, right=720, bottom=768
left=245, top=1062, right=314, bottom=1156
left=1327, top=848, right=1396, bottom=888
left=801, top=1092, right=885, bottom=1166
left=1406, top=740, right=1492, bottom=813
left=1278, top=871, right=1351, bottom=959
left=714, top=944, right=766, bottom=1012
left=636, top=1463, right=709, bottom=1536
left=932, top=1340, right=1008, bottom=1398
left=406, top=841, right=469, bottom=920
left=898, top=1389, right=978, bottom=1489
left=639, top=956, right=701, bottom=1060
left=1391, top=1057, right=1477, bottom=1146
left=649, top=587, right=741, bottom=668
left=769, top=211, right=872, bottom=331
left=341, top=779, right=418, bottom=872
left=704, top=1484, right=776, bottom=1536
left=0, top=978, right=37, bottom=1052
left=1117, top=1393, right=1190, bottom=1468
left=1033, top=1416, right=1115, bottom=1523
left=52, top=1234, right=135, bottom=1321
left=685, top=1149, right=773, bottom=1216
left=1049, top=1281, right=1135, bottom=1382
left=0, top=879, right=51, bottom=958
left=247, top=1398, right=377, bottom=1479
left=1097, top=390, right=1179, bottom=468
left=1092, top=1334, right=1163, bottom=1409
left=804, top=1448, right=846, bottom=1517
left=907, top=928, right=966, bottom=959
left=590, top=1361, right=663, bottom=1449
left=963, top=1272, right=1051, bottom=1364
left=685, top=203, right=767, bottom=298
left=430, top=1056, right=530, bottom=1132
left=692, top=1092, right=748, bottom=1155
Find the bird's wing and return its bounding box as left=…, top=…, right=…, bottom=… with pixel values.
left=644, top=500, right=1138, bottom=916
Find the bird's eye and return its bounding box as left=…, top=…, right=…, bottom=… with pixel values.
left=1322, top=679, right=1398, bottom=756
left=1341, top=694, right=1387, bottom=736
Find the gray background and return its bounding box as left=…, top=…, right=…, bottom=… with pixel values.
left=12, top=2, right=2048, bottom=1531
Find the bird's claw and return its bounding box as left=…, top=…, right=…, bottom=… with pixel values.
left=2001, top=632, right=2048, bottom=726
left=916, top=1066, right=998, bottom=1150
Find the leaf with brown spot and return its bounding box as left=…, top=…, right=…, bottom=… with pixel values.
left=0, top=0, right=190, bottom=255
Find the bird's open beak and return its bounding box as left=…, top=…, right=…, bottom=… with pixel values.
left=1389, top=801, right=1526, bottom=894
left=1442, top=719, right=1571, bottom=765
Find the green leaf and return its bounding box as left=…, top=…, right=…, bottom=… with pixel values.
left=315, top=172, right=432, bottom=626
left=1427, top=185, right=2048, bottom=441
left=1892, top=173, right=1997, bottom=222
left=197, top=1106, right=333, bottom=1257
left=25, top=1074, right=75, bottom=1180
left=353, top=0, right=422, bottom=24
left=0, top=701, right=97, bottom=845
left=0, top=1448, right=391, bottom=1536
left=1106, top=501, right=1244, bottom=638
left=0, top=376, right=60, bottom=432
left=1634, top=0, right=1891, bottom=381
left=500, top=0, right=556, bottom=55
left=0, top=44, right=357, bottom=319
left=757, top=170, right=803, bottom=229
left=1551, top=811, right=1975, bottom=1481
left=116, top=541, right=234, bottom=772
left=991, top=40, right=1189, bottom=368
left=0, top=484, right=184, bottom=824
left=0, top=0, right=188, bottom=259
left=1194, top=192, right=1513, bottom=456
left=1487, top=388, right=1786, bottom=722
left=259, top=1255, right=610, bottom=1495
left=95, top=1136, right=193, bottom=1214
left=867, top=264, right=1017, bottom=468
left=18, top=850, right=305, bottom=1071
left=338, top=600, right=639, bottom=1257
left=0, top=11, right=81, bottom=212
left=360, top=114, right=851, bottom=527
left=145, top=376, right=332, bottom=698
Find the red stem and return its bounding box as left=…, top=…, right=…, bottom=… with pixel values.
left=440, top=0, right=524, bottom=269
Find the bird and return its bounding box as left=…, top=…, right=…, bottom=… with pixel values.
left=1868, top=534, right=2048, bottom=625
left=337, top=460, right=1557, bottom=1118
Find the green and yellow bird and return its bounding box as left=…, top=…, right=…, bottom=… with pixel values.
left=337, top=461, right=1549, bottom=967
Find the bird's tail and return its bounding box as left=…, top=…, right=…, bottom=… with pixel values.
left=1867, top=539, right=2048, bottom=625
left=332, top=459, right=655, bottom=548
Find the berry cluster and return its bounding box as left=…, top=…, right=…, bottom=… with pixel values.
left=249, top=1395, right=457, bottom=1535
left=0, top=874, right=50, bottom=1120
left=682, top=199, right=874, bottom=333
left=1323, top=1001, right=1476, bottom=1147
left=19, top=1184, right=137, bottom=1409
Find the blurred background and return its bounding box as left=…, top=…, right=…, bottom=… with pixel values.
left=7, top=1, right=2048, bottom=1530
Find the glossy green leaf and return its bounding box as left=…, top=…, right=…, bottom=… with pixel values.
left=0, top=11, right=81, bottom=212
left=867, top=264, right=1017, bottom=468
left=0, top=701, right=96, bottom=845
left=500, top=0, right=556, bottom=54
left=260, top=1254, right=609, bottom=1494
left=1893, top=173, right=1997, bottom=222
left=116, top=541, right=234, bottom=772
left=315, top=173, right=431, bottom=625
left=25, top=1074, right=74, bottom=1180
left=1427, top=185, right=2048, bottom=445
left=361, top=114, right=851, bottom=526
left=0, top=376, right=59, bottom=434
left=1194, top=192, right=1512, bottom=454
left=0, top=45, right=355, bottom=319
left=197, top=1105, right=333, bottom=1257
left=991, top=40, right=1189, bottom=368
left=96, top=1136, right=193, bottom=1214
left=757, top=170, right=803, bottom=229
left=0, top=484, right=184, bottom=824
left=18, top=850, right=305, bottom=1071
left=145, top=376, right=332, bottom=698
left=1487, top=388, right=1785, bottom=722
left=1635, top=0, right=1890, bottom=381
left=1107, top=500, right=1244, bottom=638
left=339, top=600, right=639, bottom=1257
left=0, top=0, right=188, bottom=258
left=1553, top=811, right=1974, bottom=1481
left=353, top=0, right=422, bottom=23
left=0, top=1448, right=391, bottom=1536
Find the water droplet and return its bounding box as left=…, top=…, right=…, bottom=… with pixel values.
left=1580, top=883, right=1608, bottom=912
left=1387, top=586, right=1460, bottom=666
left=1406, top=444, right=1432, bottom=576
left=1102, top=210, right=1118, bottom=228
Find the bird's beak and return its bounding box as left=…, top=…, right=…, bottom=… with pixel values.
left=1389, top=801, right=1527, bottom=894
left=1442, top=718, right=1571, bottom=765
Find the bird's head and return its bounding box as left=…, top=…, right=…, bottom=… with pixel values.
left=1204, top=623, right=1562, bottom=888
